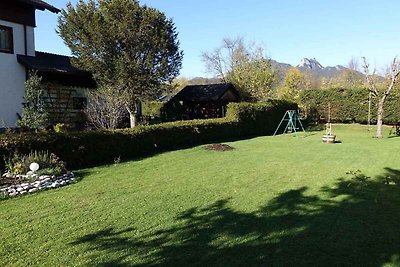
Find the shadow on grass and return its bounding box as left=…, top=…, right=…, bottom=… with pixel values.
left=71, top=168, right=400, bottom=266
left=72, top=169, right=92, bottom=183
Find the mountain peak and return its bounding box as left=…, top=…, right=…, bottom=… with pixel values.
left=297, top=58, right=323, bottom=70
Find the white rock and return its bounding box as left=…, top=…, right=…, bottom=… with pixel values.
left=28, top=188, right=38, bottom=193
left=16, top=187, right=24, bottom=192
left=9, top=192, right=18, bottom=197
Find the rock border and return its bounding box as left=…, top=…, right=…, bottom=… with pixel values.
left=0, top=171, right=75, bottom=197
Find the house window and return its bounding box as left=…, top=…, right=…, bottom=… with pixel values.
left=0, top=25, right=13, bottom=54
left=73, top=97, right=87, bottom=110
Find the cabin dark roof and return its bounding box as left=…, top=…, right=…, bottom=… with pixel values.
left=17, top=52, right=96, bottom=87
left=172, top=83, right=239, bottom=102
left=17, top=0, right=60, bottom=13
left=17, top=52, right=88, bottom=76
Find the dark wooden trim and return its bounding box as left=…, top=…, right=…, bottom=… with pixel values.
left=0, top=1, right=36, bottom=27
left=0, top=25, right=14, bottom=54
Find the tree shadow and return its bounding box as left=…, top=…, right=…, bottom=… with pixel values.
left=71, top=168, right=400, bottom=266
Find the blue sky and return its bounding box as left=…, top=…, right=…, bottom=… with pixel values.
left=36, top=0, right=400, bottom=77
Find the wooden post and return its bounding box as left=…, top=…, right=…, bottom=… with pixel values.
left=367, top=91, right=371, bottom=131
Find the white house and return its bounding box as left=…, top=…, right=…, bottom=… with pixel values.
left=0, top=0, right=94, bottom=129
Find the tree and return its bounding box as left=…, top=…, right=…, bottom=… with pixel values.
left=58, top=0, right=183, bottom=127
left=320, top=57, right=364, bottom=90
left=276, top=68, right=310, bottom=101
left=84, top=87, right=126, bottom=130
left=170, top=77, right=189, bottom=94
left=362, top=57, right=400, bottom=138
left=201, top=37, right=276, bottom=101
left=17, top=72, right=48, bottom=131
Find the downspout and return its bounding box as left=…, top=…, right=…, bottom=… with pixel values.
left=23, top=25, right=28, bottom=81
left=24, top=24, right=27, bottom=55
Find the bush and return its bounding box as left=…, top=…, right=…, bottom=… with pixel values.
left=4, top=150, right=66, bottom=176
left=227, top=99, right=297, bottom=135
left=0, top=100, right=296, bottom=170
left=142, top=101, right=164, bottom=117
left=300, top=88, right=400, bottom=124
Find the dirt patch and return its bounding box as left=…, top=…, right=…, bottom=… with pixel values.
left=204, top=143, right=235, bottom=151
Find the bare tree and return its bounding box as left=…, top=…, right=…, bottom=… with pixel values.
left=85, top=88, right=126, bottom=130
left=362, top=57, right=400, bottom=138
left=348, top=56, right=360, bottom=72
left=201, top=36, right=276, bottom=101
left=201, top=37, right=245, bottom=82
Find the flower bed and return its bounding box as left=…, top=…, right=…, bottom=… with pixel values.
left=1, top=171, right=75, bottom=197
left=0, top=150, right=75, bottom=198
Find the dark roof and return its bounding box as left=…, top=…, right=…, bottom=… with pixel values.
left=172, top=83, right=239, bottom=102
left=17, top=51, right=96, bottom=87
left=17, top=52, right=89, bottom=76
left=17, top=0, right=60, bottom=13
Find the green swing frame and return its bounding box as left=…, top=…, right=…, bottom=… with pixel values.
left=273, top=110, right=306, bottom=138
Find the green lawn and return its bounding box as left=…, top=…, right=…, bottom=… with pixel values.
left=1, top=124, right=400, bottom=266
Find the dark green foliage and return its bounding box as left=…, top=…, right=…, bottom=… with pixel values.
left=0, top=100, right=295, bottom=170
left=17, top=73, right=48, bottom=130
left=142, top=101, right=164, bottom=117
left=300, top=88, right=400, bottom=124
left=57, top=0, right=183, bottom=119
left=226, top=100, right=297, bottom=135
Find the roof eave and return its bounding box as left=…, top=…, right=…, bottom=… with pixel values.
left=18, top=0, right=60, bottom=13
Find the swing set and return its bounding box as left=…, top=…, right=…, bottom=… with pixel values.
left=273, top=110, right=306, bottom=138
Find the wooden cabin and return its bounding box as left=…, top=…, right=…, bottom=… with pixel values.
left=162, top=83, right=240, bottom=121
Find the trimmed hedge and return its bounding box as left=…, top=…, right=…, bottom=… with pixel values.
left=0, top=100, right=296, bottom=170
left=300, top=88, right=400, bottom=124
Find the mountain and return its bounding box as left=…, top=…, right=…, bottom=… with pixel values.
left=190, top=58, right=363, bottom=86
left=297, top=58, right=323, bottom=70
left=271, top=57, right=357, bottom=80
left=297, top=58, right=348, bottom=79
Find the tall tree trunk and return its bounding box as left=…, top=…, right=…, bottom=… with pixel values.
left=376, top=98, right=385, bottom=138
left=128, top=111, right=137, bottom=128
left=126, top=106, right=137, bottom=128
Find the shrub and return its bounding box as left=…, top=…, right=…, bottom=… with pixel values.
left=3, top=150, right=66, bottom=176
left=53, top=123, right=68, bottom=133
left=142, top=101, right=164, bottom=117
left=17, top=72, right=48, bottom=131
left=0, top=100, right=295, bottom=170
left=300, top=88, right=400, bottom=124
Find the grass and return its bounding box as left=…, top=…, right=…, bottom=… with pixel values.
left=1, top=124, right=400, bottom=266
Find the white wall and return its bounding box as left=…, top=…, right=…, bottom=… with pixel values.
left=0, top=19, right=35, bottom=128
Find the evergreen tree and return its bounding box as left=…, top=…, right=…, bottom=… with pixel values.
left=58, top=0, right=183, bottom=127
left=17, top=72, right=48, bottom=131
